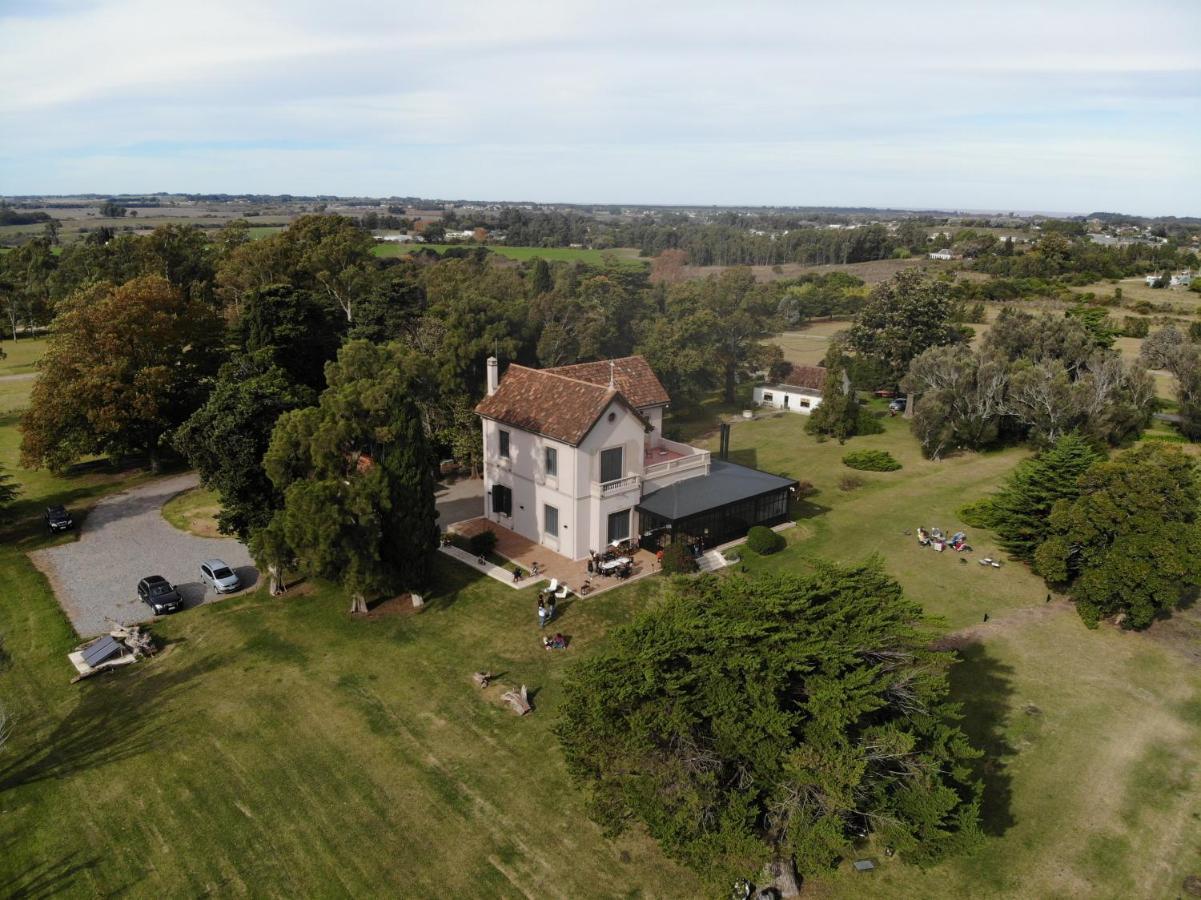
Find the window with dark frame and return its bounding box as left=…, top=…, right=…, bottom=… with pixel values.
left=499, top=430, right=510, bottom=458
left=600, top=446, right=623, bottom=483
left=491, top=484, right=512, bottom=516
left=544, top=504, right=558, bottom=535
left=545, top=446, right=557, bottom=477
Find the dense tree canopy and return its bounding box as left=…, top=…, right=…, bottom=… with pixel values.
left=1034, top=443, right=1201, bottom=628
left=20, top=276, right=221, bottom=472
left=848, top=270, right=961, bottom=385
left=258, top=341, right=439, bottom=611
left=556, top=565, right=983, bottom=886
left=174, top=352, right=314, bottom=541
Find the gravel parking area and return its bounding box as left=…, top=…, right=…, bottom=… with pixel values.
left=30, top=473, right=257, bottom=637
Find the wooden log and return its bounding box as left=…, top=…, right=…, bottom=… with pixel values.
left=502, top=684, right=532, bottom=715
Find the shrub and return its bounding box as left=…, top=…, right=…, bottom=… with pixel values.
left=843, top=449, right=902, bottom=471
left=745, top=525, right=785, bottom=555
left=469, top=530, right=497, bottom=556
left=659, top=541, right=699, bottom=574
left=957, top=498, right=1000, bottom=529
left=1122, top=316, right=1149, bottom=338
left=794, top=480, right=817, bottom=500
left=855, top=410, right=886, bottom=435
left=838, top=474, right=865, bottom=492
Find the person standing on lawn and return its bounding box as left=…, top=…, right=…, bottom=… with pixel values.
left=538, top=597, right=548, bottom=628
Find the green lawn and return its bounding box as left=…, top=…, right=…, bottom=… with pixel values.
left=691, top=406, right=1201, bottom=897
left=161, top=485, right=222, bottom=537
left=0, top=336, right=48, bottom=376
left=372, top=243, right=648, bottom=267
left=3, top=349, right=1201, bottom=896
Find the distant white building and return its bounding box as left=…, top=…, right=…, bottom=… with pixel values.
left=752, top=364, right=845, bottom=415
left=1171, top=271, right=1193, bottom=288
left=378, top=233, right=414, bottom=243
left=928, top=248, right=955, bottom=260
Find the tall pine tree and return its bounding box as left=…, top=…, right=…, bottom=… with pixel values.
left=805, top=363, right=859, bottom=442
left=257, top=341, right=439, bottom=611
left=986, top=433, right=1103, bottom=562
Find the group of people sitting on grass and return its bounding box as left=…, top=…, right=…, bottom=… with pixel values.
left=542, top=633, right=567, bottom=650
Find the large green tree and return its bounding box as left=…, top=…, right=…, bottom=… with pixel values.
left=847, top=269, right=960, bottom=385
left=556, top=565, right=983, bottom=887
left=174, top=352, right=314, bottom=541
left=804, top=360, right=860, bottom=442
left=234, top=284, right=344, bottom=392
left=1034, top=443, right=1201, bottom=628
left=20, top=276, right=221, bottom=472
left=258, top=341, right=439, bottom=611
left=976, top=433, right=1102, bottom=562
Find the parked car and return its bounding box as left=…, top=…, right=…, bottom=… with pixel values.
left=200, top=558, right=241, bottom=594
left=138, top=575, right=183, bottom=615
left=45, top=505, right=74, bottom=533
left=888, top=397, right=907, bottom=414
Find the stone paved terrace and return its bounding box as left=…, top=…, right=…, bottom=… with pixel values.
left=447, top=517, right=658, bottom=598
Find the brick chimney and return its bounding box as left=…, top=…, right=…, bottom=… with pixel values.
left=486, top=356, right=499, bottom=396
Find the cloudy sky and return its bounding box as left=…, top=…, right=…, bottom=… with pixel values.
left=1, top=0, right=1198, bottom=215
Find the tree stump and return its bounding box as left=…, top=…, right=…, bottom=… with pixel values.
left=502, top=684, right=532, bottom=715
left=411, top=593, right=424, bottom=609
left=760, top=858, right=801, bottom=898
left=349, top=593, right=368, bottom=615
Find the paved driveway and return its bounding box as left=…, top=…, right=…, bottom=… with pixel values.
left=435, top=477, right=483, bottom=530
left=30, top=473, right=257, bottom=637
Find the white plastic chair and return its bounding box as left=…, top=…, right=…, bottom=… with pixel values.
left=547, top=578, right=559, bottom=593
left=555, top=586, right=569, bottom=601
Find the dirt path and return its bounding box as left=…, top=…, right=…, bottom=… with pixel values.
left=0, top=372, right=35, bottom=382
left=934, top=598, right=1071, bottom=650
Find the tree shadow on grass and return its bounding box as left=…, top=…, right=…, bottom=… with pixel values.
left=949, top=640, right=1018, bottom=837
left=0, top=654, right=220, bottom=793
left=0, top=841, right=112, bottom=900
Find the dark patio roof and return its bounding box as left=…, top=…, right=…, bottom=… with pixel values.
left=637, top=460, right=797, bottom=521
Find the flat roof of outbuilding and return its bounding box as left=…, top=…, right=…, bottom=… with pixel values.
left=636, top=460, right=797, bottom=522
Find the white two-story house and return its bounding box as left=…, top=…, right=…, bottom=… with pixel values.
left=476, top=356, right=797, bottom=560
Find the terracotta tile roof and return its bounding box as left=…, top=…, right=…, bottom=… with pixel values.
left=475, top=365, right=650, bottom=446
left=779, top=364, right=828, bottom=392
left=546, top=356, right=670, bottom=410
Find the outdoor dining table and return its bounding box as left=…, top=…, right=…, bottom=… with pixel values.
left=598, top=556, right=632, bottom=574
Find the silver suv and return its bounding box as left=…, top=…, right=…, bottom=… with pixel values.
left=200, top=559, right=241, bottom=594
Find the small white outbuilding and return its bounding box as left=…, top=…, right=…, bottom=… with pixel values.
left=753, top=364, right=844, bottom=415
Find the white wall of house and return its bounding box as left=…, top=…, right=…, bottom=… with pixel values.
left=753, top=384, right=822, bottom=415
left=481, top=398, right=650, bottom=560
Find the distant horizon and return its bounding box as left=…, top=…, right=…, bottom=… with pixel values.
left=2, top=191, right=1185, bottom=222
left=2, top=1, right=1198, bottom=217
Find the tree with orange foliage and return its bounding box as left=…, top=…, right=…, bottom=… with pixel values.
left=20, top=275, right=221, bottom=473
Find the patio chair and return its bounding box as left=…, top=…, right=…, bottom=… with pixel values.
left=547, top=578, right=559, bottom=593
left=555, top=585, right=570, bottom=601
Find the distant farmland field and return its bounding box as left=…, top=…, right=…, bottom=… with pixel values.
left=372, top=243, right=648, bottom=267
